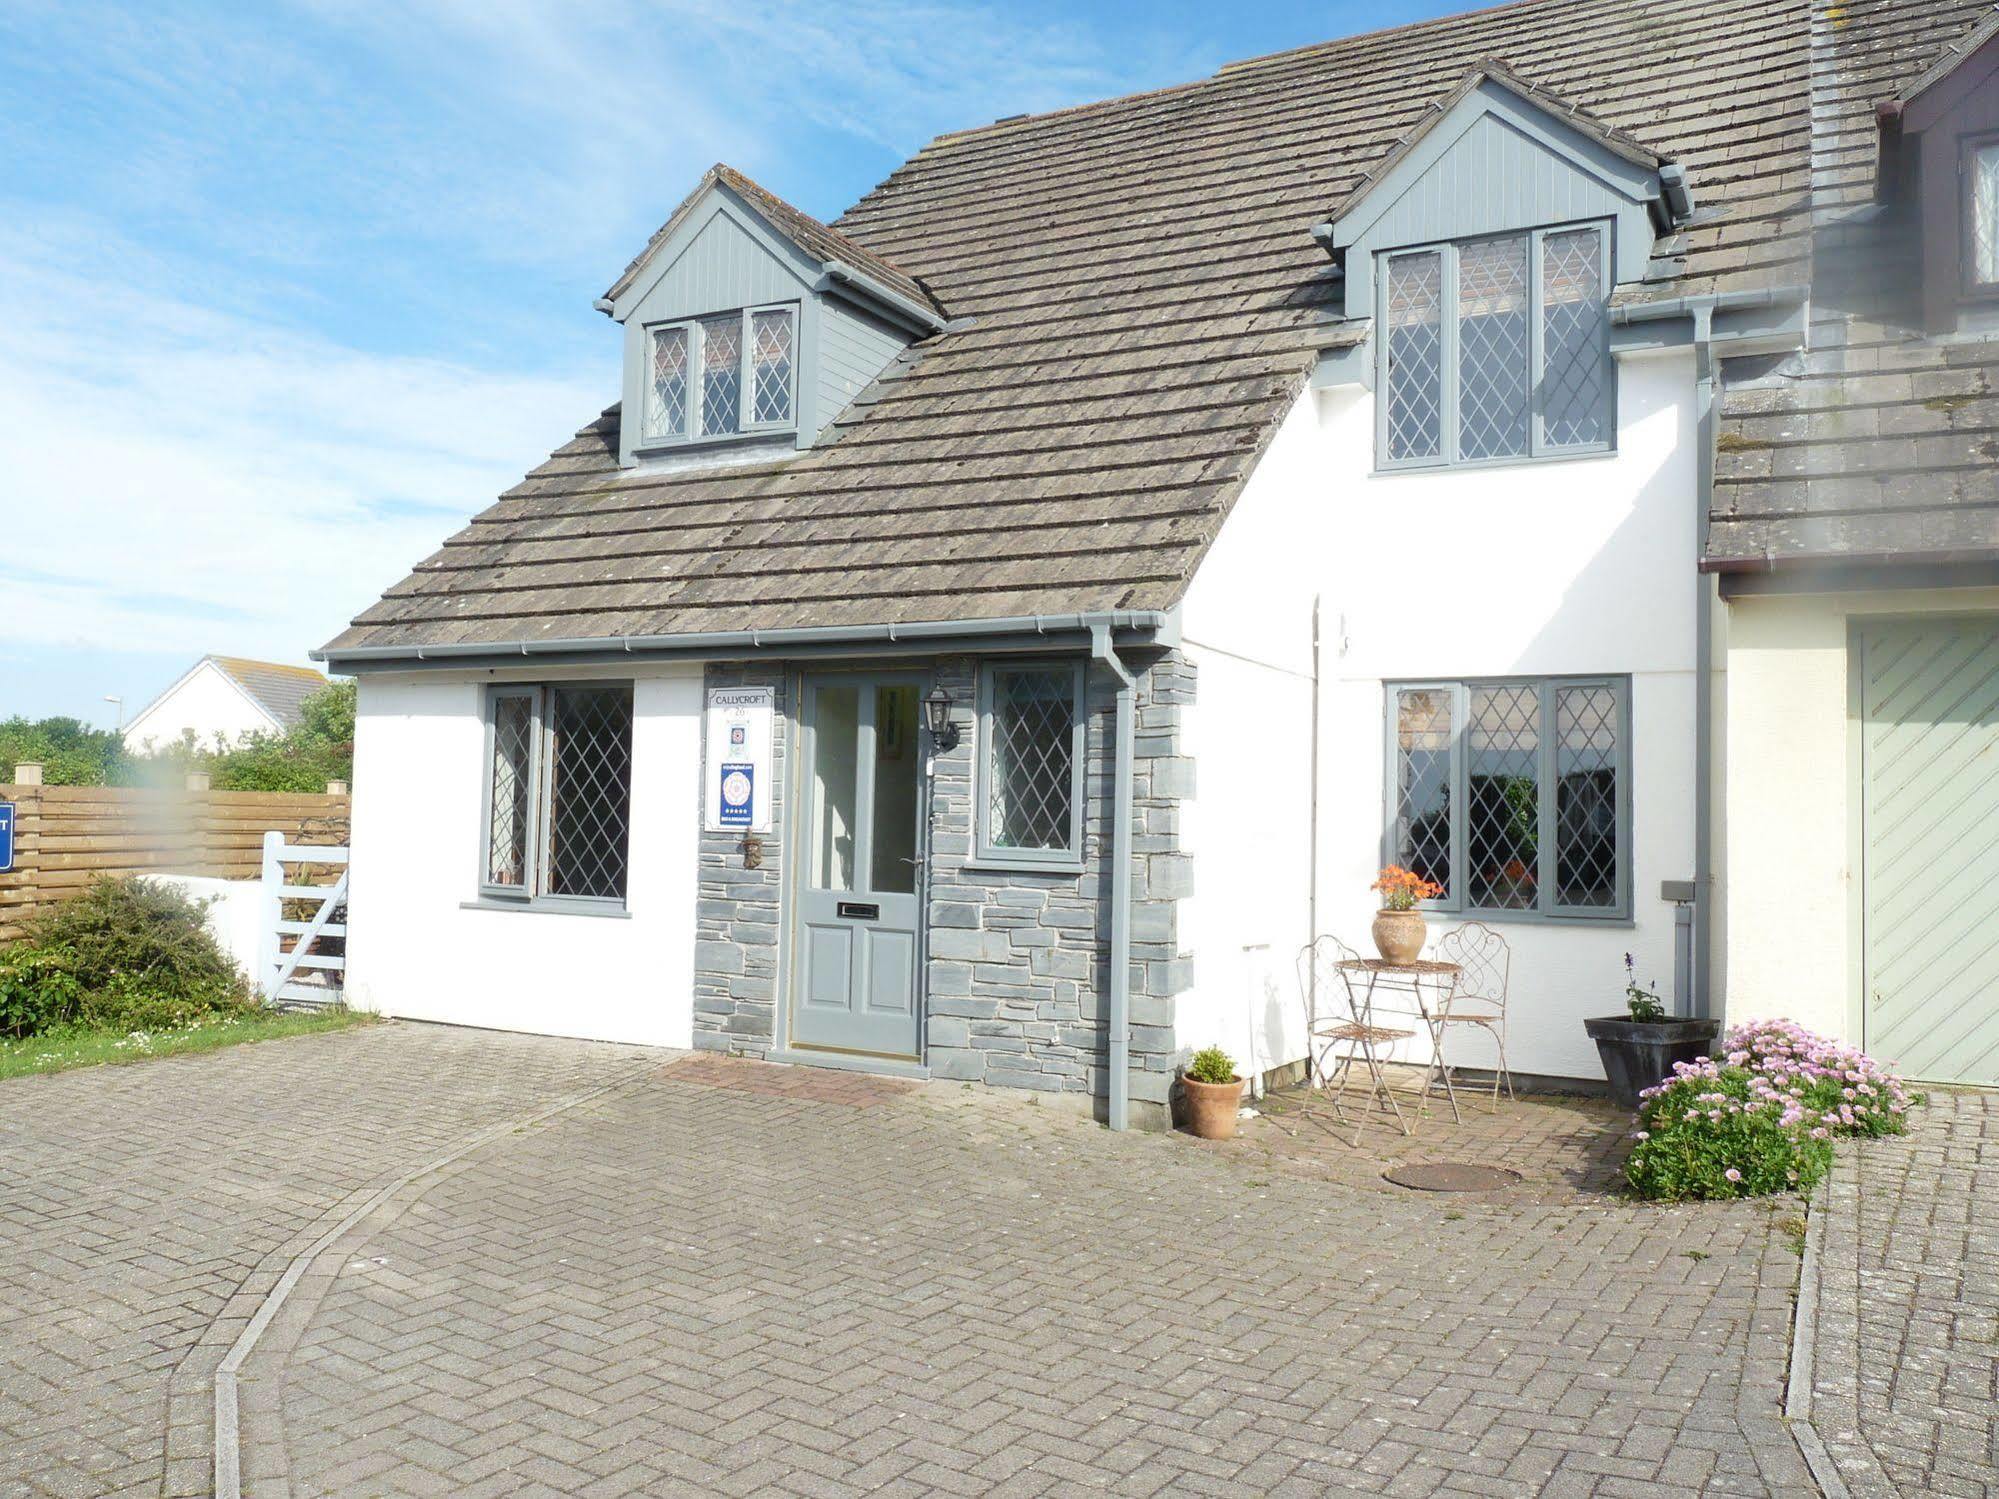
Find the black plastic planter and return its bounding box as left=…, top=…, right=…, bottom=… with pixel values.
left=1584, top=1016, right=1723, bottom=1111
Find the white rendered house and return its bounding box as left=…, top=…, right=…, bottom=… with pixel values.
left=321, top=0, right=1999, bottom=1121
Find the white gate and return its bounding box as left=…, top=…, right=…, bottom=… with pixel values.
left=256, top=830, right=348, bottom=1006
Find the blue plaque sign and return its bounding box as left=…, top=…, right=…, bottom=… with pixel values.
left=0, top=801, right=13, bottom=875
left=718, top=764, right=754, bottom=827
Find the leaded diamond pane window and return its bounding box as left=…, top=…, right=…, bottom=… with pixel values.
left=1393, top=688, right=1454, bottom=901
left=637, top=306, right=797, bottom=447
left=1555, top=684, right=1620, bottom=909
left=981, top=663, right=1083, bottom=861
left=1385, top=678, right=1628, bottom=919
left=1378, top=224, right=1611, bottom=468
left=545, top=686, right=634, bottom=900
left=1457, top=235, right=1530, bottom=460
left=1466, top=684, right=1540, bottom=909
left=1541, top=229, right=1609, bottom=447
left=479, top=683, right=633, bottom=905
left=750, top=308, right=794, bottom=425
left=1385, top=251, right=1444, bottom=461
left=700, top=314, right=742, bottom=437
left=485, top=693, right=535, bottom=889
left=1972, top=140, right=1999, bottom=289
left=644, top=325, right=688, bottom=441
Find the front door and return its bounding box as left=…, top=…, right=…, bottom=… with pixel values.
left=790, top=674, right=925, bottom=1059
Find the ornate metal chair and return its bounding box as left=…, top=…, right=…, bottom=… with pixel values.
left=1432, top=921, right=1514, bottom=1104
left=1296, top=935, right=1416, bottom=1139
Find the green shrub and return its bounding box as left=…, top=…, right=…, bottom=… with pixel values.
left=1186, top=1045, right=1237, bottom=1085
left=0, top=948, right=83, bottom=1039
left=0, top=877, right=254, bottom=1038
left=1624, top=1062, right=1835, bottom=1202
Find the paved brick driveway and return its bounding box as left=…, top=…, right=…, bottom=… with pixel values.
left=1800, top=1089, right=1999, bottom=1498
left=0, top=1025, right=656, bottom=1499
left=0, top=1024, right=1835, bottom=1497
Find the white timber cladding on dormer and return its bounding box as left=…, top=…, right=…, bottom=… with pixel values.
left=607, top=175, right=928, bottom=465
left=1324, top=74, right=1678, bottom=326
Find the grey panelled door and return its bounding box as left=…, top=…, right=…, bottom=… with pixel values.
left=791, top=675, right=924, bottom=1059
left=1860, top=620, right=1999, bottom=1085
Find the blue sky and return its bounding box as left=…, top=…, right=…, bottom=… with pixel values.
left=0, top=0, right=1460, bottom=725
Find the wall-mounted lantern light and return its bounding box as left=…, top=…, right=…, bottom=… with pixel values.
left=923, top=685, right=960, bottom=752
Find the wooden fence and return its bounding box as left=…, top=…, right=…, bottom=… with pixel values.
left=0, top=781, right=350, bottom=943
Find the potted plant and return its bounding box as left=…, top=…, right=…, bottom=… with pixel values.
left=1369, top=866, right=1442, bottom=964
left=1180, top=1045, right=1245, bottom=1139
left=1582, top=954, right=1722, bottom=1110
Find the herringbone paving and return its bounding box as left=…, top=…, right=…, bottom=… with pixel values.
left=1805, top=1090, right=1999, bottom=1498
left=253, top=1059, right=1818, bottom=1497
left=0, top=1023, right=659, bottom=1498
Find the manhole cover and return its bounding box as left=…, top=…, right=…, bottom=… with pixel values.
left=1382, top=1162, right=1522, bottom=1192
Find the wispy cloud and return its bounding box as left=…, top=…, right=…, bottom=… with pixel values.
left=0, top=229, right=599, bottom=660
left=0, top=0, right=1222, bottom=713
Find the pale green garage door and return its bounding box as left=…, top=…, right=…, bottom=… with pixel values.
left=1860, top=619, right=1999, bottom=1085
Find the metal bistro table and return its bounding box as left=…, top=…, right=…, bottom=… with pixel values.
left=1326, top=957, right=1465, bottom=1141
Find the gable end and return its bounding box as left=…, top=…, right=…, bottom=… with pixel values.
left=1321, top=74, right=1681, bottom=319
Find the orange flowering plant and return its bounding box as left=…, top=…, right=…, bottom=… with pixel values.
left=1371, top=865, right=1443, bottom=911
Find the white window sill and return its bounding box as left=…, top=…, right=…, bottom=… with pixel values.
left=460, top=897, right=631, bottom=920
left=959, top=857, right=1086, bottom=878
left=1372, top=445, right=1618, bottom=478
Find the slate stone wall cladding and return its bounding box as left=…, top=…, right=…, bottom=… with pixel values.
left=689, top=651, right=1196, bottom=1109
left=691, top=664, right=788, bottom=1056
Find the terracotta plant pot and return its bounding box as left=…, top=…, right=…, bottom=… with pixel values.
left=1371, top=907, right=1427, bottom=965
left=1180, top=1074, right=1245, bottom=1139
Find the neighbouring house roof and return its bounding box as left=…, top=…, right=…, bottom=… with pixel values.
left=208, top=657, right=327, bottom=730
left=1707, top=0, right=1999, bottom=571
left=329, top=0, right=1820, bottom=658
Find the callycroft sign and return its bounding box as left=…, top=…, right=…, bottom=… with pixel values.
left=703, top=686, right=774, bottom=833
left=0, top=801, right=13, bottom=874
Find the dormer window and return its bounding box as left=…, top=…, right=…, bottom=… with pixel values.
left=1968, top=136, right=1999, bottom=294
left=1379, top=223, right=1612, bottom=470
left=640, top=303, right=795, bottom=446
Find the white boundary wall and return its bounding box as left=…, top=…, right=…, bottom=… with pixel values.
left=150, top=873, right=264, bottom=983
left=1177, top=347, right=1700, bottom=1080
left=344, top=666, right=703, bottom=1047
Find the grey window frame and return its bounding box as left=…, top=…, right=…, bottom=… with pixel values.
left=1962, top=132, right=1999, bottom=299
left=1376, top=221, right=1615, bottom=473
left=973, top=658, right=1087, bottom=873
left=476, top=680, right=634, bottom=912
left=1382, top=676, right=1632, bottom=923
left=635, top=301, right=796, bottom=449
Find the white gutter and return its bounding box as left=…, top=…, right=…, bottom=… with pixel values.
left=316, top=609, right=1176, bottom=670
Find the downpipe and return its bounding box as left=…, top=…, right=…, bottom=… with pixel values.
left=1692, top=303, right=1716, bottom=1021
left=1092, top=624, right=1137, bottom=1131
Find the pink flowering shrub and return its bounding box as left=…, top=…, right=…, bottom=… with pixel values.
left=1718, top=1018, right=1913, bottom=1140
left=1624, top=1019, right=1913, bottom=1202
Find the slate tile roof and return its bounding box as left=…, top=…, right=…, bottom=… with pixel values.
left=1707, top=0, right=1999, bottom=568
left=331, top=0, right=1818, bottom=656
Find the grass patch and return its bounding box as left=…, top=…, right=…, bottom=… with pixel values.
left=0, top=1007, right=371, bottom=1081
